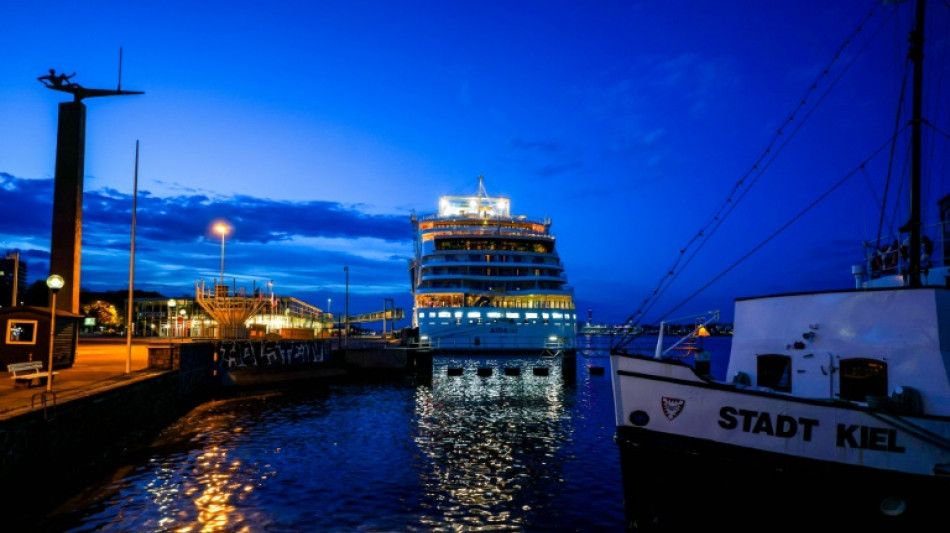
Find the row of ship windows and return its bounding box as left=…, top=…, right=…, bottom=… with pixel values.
left=416, top=295, right=575, bottom=309
left=740, top=355, right=914, bottom=410
left=422, top=267, right=564, bottom=277
left=422, top=254, right=562, bottom=266
left=434, top=238, right=553, bottom=253
left=418, top=310, right=577, bottom=320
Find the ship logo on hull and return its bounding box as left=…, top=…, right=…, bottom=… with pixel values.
left=661, top=397, right=685, bottom=420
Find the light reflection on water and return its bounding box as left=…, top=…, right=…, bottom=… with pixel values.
left=415, top=356, right=568, bottom=531
left=40, top=342, right=627, bottom=532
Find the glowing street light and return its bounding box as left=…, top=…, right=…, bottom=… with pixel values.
left=45, top=274, right=64, bottom=392
left=214, top=223, right=229, bottom=286
left=167, top=299, right=176, bottom=337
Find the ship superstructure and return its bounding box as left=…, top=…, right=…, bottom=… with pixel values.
left=409, top=177, right=576, bottom=354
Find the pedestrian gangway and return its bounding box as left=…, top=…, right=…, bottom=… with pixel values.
left=345, top=308, right=405, bottom=324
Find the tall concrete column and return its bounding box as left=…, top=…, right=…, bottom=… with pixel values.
left=50, top=101, right=86, bottom=313
left=40, top=68, right=142, bottom=313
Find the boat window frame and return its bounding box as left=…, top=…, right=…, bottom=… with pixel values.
left=756, top=354, right=792, bottom=392
left=838, top=358, right=888, bottom=402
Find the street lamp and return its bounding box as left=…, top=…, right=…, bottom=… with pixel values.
left=214, top=223, right=229, bottom=286
left=180, top=308, right=187, bottom=338
left=167, top=299, right=176, bottom=337
left=45, top=274, right=64, bottom=392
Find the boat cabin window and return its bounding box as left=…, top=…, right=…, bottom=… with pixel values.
left=756, top=354, right=791, bottom=392
left=838, top=358, right=887, bottom=402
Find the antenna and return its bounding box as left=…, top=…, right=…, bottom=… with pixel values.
left=117, top=46, right=123, bottom=91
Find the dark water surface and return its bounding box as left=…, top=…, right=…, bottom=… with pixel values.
left=42, top=335, right=722, bottom=532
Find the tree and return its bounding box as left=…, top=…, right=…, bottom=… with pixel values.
left=22, top=280, right=50, bottom=307
left=81, top=300, right=123, bottom=332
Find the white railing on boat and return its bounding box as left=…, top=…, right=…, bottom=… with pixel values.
left=420, top=335, right=574, bottom=352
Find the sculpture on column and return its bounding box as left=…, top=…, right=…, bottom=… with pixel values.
left=39, top=68, right=143, bottom=101
left=38, top=68, right=143, bottom=313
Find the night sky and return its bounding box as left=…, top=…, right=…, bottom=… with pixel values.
left=2, top=1, right=948, bottom=327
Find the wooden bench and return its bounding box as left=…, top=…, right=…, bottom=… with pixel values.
left=7, top=361, right=58, bottom=388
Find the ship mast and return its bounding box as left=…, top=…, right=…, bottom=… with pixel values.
left=906, top=0, right=925, bottom=287
left=477, top=174, right=488, bottom=215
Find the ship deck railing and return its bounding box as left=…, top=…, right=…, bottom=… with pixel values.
left=860, top=223, right=944, bottom=282
left=416, top=213, right=550, bottom=226
left=422, top=336, right=575, bottom=352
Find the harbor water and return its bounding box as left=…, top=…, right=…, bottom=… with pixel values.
left=38, top=335, right=732, bottom=532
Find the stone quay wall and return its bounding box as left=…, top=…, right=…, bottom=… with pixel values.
left=0, top=339, right=427, bottom=522
left=0, top=342, right=216, bottom=521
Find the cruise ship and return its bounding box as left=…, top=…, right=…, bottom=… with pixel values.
left=409, top=176, right=576, bottom=354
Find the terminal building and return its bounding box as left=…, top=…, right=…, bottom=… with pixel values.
left=129, top=281, right=403, bottom=341
left=131, top=294, right=333, bottom=339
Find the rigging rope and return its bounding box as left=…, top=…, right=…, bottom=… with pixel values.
left=614, top=3, right=894, bottom=350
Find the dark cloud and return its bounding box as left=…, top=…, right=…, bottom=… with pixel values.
left=0, top=173, right=415, bottom=315
left=81, top=187, right=411, bottom=245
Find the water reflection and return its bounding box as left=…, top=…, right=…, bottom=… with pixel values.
left=79, top=403, right=263, bottom=532
left=39, top=351, right=624, bottom=532
left=413, top=355, right=571, bottom=531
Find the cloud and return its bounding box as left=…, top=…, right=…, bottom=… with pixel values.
left=0, top=172, right=415, bottom=313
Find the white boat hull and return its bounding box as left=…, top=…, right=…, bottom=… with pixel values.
left=611, top=351, right=950, bottom=526
left=417, top=308, right=575, bottom=354
left=612, top=353, right=950, bottom=475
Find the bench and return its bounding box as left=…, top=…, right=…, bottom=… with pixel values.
left=7, top=361, right=58, bottom=388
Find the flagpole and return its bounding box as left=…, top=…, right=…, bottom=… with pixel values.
left=126, top=140, right=139, bottom=374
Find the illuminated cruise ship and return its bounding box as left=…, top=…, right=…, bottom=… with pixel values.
left=409, top=176, right=576, bottom=354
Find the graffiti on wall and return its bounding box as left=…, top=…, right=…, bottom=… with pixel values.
left=216, top=340, right=330, bottom=369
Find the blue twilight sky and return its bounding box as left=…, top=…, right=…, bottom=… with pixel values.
left=1, top=1, right=948, bottom=327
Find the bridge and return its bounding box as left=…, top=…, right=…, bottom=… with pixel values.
left=346, top=308, right=405, bottom=324
left=338, top=298, right=406, bottom=336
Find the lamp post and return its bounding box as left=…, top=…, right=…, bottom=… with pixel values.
left=385, top=297, right=394, bottom=338
left=214, top=223, right=229, bottom=286
left=46, top=274, right=64, bottom=392
left=167, top=299, right=176, bottom=337
left=179, top=308, right=187, bottom=338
